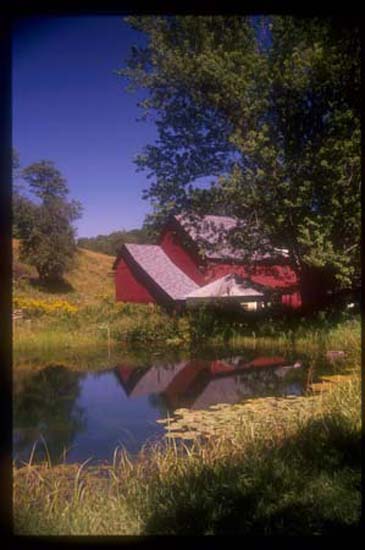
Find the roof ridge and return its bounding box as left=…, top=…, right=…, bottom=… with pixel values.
left=125, top=243, right=160, bottom=249
left=123, top=243, right=199, bottom=300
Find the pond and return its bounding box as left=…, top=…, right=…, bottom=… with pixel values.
left=13, top=348, right=325, bottom=465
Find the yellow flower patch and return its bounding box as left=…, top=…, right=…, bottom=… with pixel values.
left=13, top=297, right=78, bottom=316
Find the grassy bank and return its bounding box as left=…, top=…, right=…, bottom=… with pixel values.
left=13, top=297, right=360, bottom=368
left=13, top=365, right=361, bottom=535
left=13, top=300, right=190, bottom=368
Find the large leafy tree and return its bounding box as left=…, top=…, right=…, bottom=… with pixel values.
left=119, top=16, right=360, bottom=308
left=20, top=161, right=82, bottom=283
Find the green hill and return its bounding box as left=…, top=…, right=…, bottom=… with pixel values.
left=13, top=239, right=115, bottom=306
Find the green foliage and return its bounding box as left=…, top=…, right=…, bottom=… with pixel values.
left=20, top=198, right=78, bottom=282
left=77, top=226, right=155, bottom=256
left=22, top=160, right=69, bottom=201
left=13, top=192, right=38, bottom=240
left=120, top=16, right=360, bottom=305
left=18, top=161, right=82, bottom=283
left=12, top=149, right=38, bottom=240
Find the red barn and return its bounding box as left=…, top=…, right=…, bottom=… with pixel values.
left=113, top=214, right=302, bottom=309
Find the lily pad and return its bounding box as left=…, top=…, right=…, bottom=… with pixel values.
left=174, top=408, right=190, bottom=416
left=165, top=431, right=198, bottom=440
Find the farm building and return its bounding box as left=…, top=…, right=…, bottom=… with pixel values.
left=113, top=213, right=302, bottom=309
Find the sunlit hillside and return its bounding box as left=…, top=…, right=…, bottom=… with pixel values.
left=13, top=239, right=115, bottom=305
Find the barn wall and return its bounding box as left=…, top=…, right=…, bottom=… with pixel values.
left=281, top=291, right=302, bottom=308
left=205, top=261, right=302, bottom=308
left=115, top=257, right=156, bottom=304
left=163, top=360, right=208, bottom=409
left=114, top=221, right=303, bottom=309
left=160, top=227, right=206, bottom=285
left=205, top=263, right=248, bottom=283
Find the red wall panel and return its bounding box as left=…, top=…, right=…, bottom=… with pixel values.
left=115, top=258, right=156, bottom=304
left=160, top=228, right=206, bottom=284
left=281, top=292, right=302, bottom=308
left=206, top=262, right=298, bottom=286
left=205, top=262, right=302, bottom=308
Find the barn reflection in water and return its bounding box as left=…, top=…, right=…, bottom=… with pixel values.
left=114, top=355, right=303, bottom=414
left=13, top=353, right=305, bottom=464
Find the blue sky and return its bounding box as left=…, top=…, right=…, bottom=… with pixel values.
left=13, top=16, right=158, bottom=238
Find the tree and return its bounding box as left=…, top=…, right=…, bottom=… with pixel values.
left=12, top=148, right=21, bottom=182
left=20, top=161, right=82, bottom=283
left=120, top=16, right=360, bottom=308
left=12, top=149, right=38, bottom=240
left=22, top=160, right=69, bottom=201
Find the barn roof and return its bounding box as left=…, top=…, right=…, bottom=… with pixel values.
left=114, top=361, right=189, bottom=397
left=175, top=213, right=238, bottom=238
left=185, top=273, right=264, bottom=301
left=191, top=376, right=251, bottom=410
left=174, top=213, right=240, bottom=260
left=125, top=362, right=189, bottom=398
left=123, top=243, right=199, bottom=301
left=174, top=213, right=283, bottom=261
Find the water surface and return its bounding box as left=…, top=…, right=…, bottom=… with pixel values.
left=14, top=349, right=315, bottom=465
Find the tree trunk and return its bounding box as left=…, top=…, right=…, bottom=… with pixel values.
left=298, top=264, right=332, bottom=312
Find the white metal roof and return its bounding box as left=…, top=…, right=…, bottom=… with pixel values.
left=185, top=273, right=264, bottom=300
left=124, top=243, right=199, bottom=300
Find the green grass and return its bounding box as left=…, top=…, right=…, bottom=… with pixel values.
left=13, top=366, right=361, bottom=535
left=13, top=302, right=360, bottom=369
left=13, top=300, right=190, bottom=369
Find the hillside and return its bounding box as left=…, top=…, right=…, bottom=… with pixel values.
left=13, top=240, right=115, bottom=305
left=77, top=227, right=155, bottom=256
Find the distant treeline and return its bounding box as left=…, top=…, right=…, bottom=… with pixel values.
left=77, top=228, right=156, bottom=256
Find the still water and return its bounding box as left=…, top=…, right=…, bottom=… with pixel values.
left=13, top=350, right=310, bottom=465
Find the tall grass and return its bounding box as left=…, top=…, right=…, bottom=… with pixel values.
left=13, top=365, right=361, bottom=535
left=13, top=301, right=188, bottom=356
left=14, top=298, right=360, bottom=363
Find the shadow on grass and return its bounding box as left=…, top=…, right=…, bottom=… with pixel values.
left=29, top=277, right=75, bottom=294
left=141, top=414, right=361, bottom=535
left=14, top=507, right=62, bottom=536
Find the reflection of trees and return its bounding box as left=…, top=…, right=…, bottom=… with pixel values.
left=148, top=392, right=169, bottom=417
left=13, top=365, right=86, bottom=464
left=237, top=367, right=304, bottom=397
